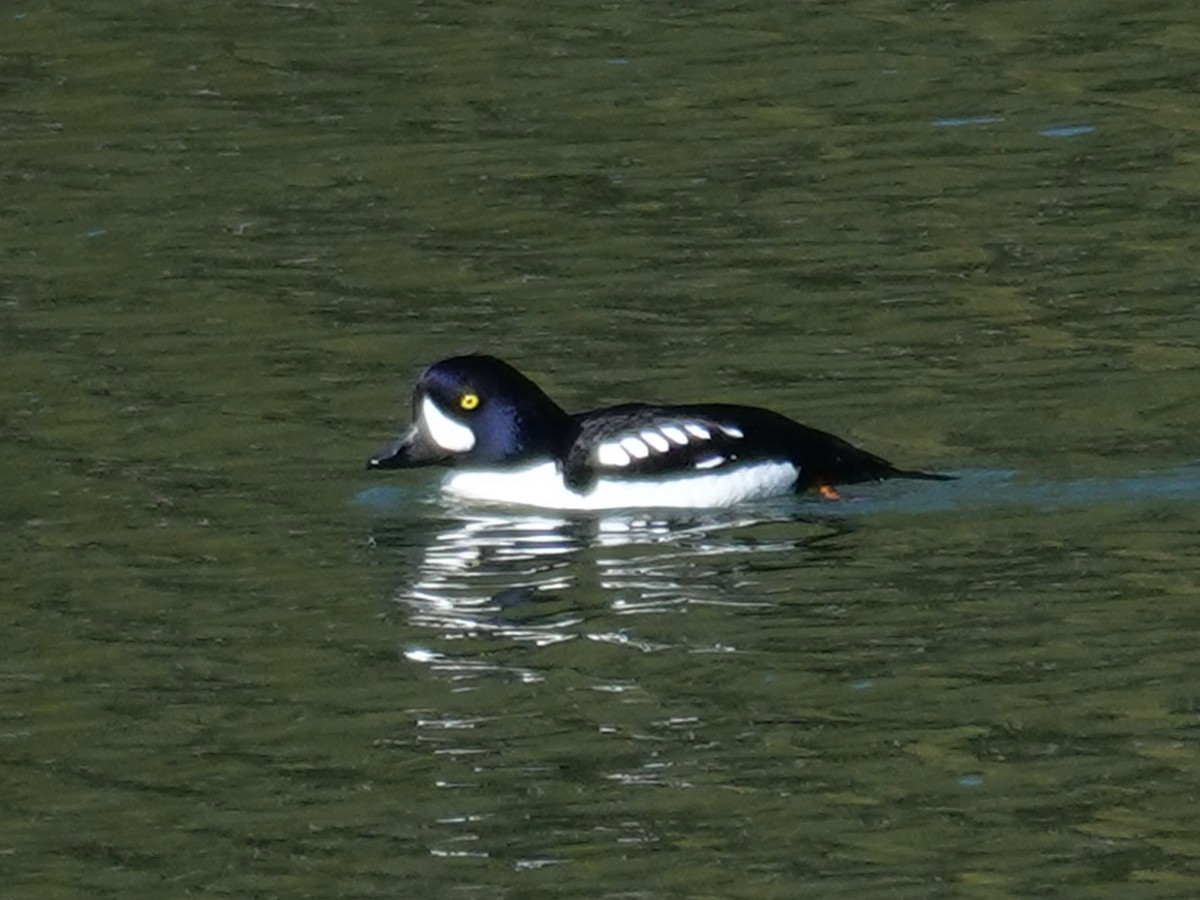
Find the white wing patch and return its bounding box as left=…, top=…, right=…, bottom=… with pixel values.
left=660, top=425, right=689, bottom=446
left=620, top=436, right=651, bottom=459
left=596, top=441, right=632, bottom=467
left=641, top=430, right=671, bottom=453
left=593, top=420, right=747, bottom=469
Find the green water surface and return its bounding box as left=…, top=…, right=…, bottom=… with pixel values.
left=3, top=1, right=1200, bottom=897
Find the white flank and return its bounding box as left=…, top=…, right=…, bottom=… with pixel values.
left=421, top=396, right=475, bottom=452
left=442, top=460, right=799, bottom=510
left=620, top=436, right=651, bottom=459
left=661, top=425, right=689, bottom=445
left=684, top=423, right=711, bottom=440
left=596, top=441, right=632, bottom=467
left=641, top=430, right=671, bottom=453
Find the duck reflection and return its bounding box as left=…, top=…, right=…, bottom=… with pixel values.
left=377, top=501, right=851, bottom=677
left=403, top=511, right=585, bottom=649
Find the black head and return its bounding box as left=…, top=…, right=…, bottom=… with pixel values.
left=368, top=355, right=575, bottom=469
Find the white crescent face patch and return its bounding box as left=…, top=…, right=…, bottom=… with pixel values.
left=420, top=395, right=476, bottom=453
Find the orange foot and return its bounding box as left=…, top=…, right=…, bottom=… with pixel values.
left=816, top=483, right=842, bottom=501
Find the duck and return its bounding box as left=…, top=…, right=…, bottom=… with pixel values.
left=368, top=354, right=950, bottom=510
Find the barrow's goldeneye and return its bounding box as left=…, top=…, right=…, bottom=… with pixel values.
left=368, top=354, right=949, bottom=510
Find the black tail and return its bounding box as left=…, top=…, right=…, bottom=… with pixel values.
left=802, top=439, right=954, bottom=488
left=783, top=416, right=953, bottom=490
left=889, top=467, right=955, bottom=482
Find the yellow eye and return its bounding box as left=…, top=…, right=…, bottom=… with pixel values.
left=459, top=392, right=480, bottom=411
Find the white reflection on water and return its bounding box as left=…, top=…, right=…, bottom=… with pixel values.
left=404, top=512, right=583, bottom=648
left=366, top=464, right=1200, bottom=681
left=384, top=500, right=845, bottom=680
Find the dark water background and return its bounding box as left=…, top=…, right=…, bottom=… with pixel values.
left=4, top=1, right=1200, bottom=896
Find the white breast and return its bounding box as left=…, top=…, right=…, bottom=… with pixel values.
left=442, top=460, right=799, bottom=510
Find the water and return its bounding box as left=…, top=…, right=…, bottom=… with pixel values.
left=4, top=1, right=1200, bottom=896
